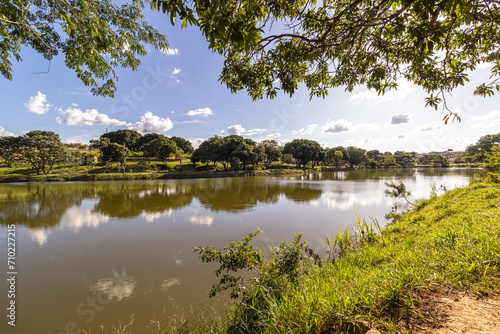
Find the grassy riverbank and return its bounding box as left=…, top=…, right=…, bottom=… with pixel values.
left=0, top=160, right=312, bottom=182
left=164, top=176, right=500, bottom=333
left=0, top=158, right=483, bottom=183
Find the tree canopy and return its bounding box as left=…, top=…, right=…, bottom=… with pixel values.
left=155, top=0, right=500, bottom=121
left=21, top=130, right=68, bottom=174
left=4, top=0, right=500, bottom=117
left=101, top=130, right=142, bottom=150
left=283, top=139, right=324, bottom=168
left=466, top=133, right=500, bottom=161
left=171, top=136, right=194, bottom=154
left=1, top=0, right=168, bottom=97
left=100, top=142, right=131, bottom=173
left=143, top=136, right=178, bottom=160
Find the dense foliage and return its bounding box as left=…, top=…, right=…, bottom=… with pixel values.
left=154, top=0, right=500, bottom=120
left=192, top=177, right=500, bottom=333
left=100, top=130, right=142, bottom=150
left=4, top=1, right=500, bottom=115
left=1, top=0, right=169, bottom=97
left=466, top=133, right=500, bottom=162
left=1, top=130, right=498, bottom=174
left=21, top=130, right=68, bottom=174
left=100, top=142, right=131, bottom=173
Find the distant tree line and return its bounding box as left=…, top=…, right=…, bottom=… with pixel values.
left=0, top=129, right=194, bottom=174
left=1, top=129, right=498, bottom=174
left=465, top=133, right=500, bottom=162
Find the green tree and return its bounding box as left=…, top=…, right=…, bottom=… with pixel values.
left=134, top=133, right=166, bottom=152
left=326, top=149, right=344, bottom=167
left=332, top=146, right=349, bottom=163
left=219, top=135, right=246, bottom=170
left=101, top=130, right=142, bottom=151
left=89, top=137, right=110, bottom=151
left=260, top=139, right=282, bottom=165
left=466, top=133, right=500, bottom=162
left=21, top=130, right=68, bottom=174
left=281, top=153, right=294, bottom=165
left=486, top=146, right=500, bottom=171
left=171, top=136, right=194, bottom=154
left=366, top=150, right=382, bottom=161
left=380, top=155, right=397, bottom=168
left=418, top=154, right=449, bottom=167
left=101, top=143, right=130, bottom=173
left=0, top=136, right=21, bottom=168
left=191, top=136, right=224, bottom=168
left=231, top=140, right=256, bottom=170
left=394, top=151, right=417, bottom=166
left=346, top=147, right=367, bottom=166
left=154, top=0, right=500, bottom=120
left=143, top=137, right=178, bottom=161
left=283, top=139, right=323, bottom=168
left=1, top=0, right=168, bottom=97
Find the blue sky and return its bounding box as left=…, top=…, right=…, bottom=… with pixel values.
left=1, top=8, right=499, bottom=153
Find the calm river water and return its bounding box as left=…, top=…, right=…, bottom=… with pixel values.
left=0, top=168, right=483, bottom=333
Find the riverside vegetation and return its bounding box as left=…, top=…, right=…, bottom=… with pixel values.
left=153, top=173, right=500, bottom=334
left=0, top=130, right=498, bottom=182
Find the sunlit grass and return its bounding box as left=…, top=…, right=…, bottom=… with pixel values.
left=185, top=178, right=500, bottom=333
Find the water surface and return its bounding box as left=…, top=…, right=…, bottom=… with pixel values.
left=0, top=168, right=483, bottom=333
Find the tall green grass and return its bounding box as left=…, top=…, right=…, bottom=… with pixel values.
left=179, top=178, right=500, bottom=334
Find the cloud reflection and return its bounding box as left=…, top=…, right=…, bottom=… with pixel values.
left=27, top=228, right=51, bottom=246
left=161, top=278, right=181, bottom=292
left=60, top=208, right=110, bottom=231
left=140, top=209, right=173, bottom=223
left=323, top=191, right=389, bottom=211
left=90, top=268, right=137, bottom=302
left=189, top=215, right=214, bottom=226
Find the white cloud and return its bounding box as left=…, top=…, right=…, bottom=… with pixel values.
left=0, top=126, right=16, bottom=136
left=266, top=132, right=281, bottom=139
left=186, top=107, right=213, bottom=117
left=128, top=112, right=173, bottom=134
left=174, top=119, right=206, bottom=125
left=190, top=138, right=205, bottom=149
left=227, top=124, right=266, bottom=136
left=171, top=68, right=181, bottom=78
left=24, top=91, right=51, bottom=114
left=65, top=135, right=96, bottom=145
left=161, top=47, right=179, bottom=55
left=245, top=128, right=266, bottom=136
left=323, top=119, right=352, bottom=134
left=227, top=124, right=245, bottom=135
left=292, top=124, right=319, bottom=135
left=390, top=113, right=411, bottom=125
left=56, top=107, right=128, bottom=126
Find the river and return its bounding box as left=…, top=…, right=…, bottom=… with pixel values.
left=0, top=168, right=484, bottom=333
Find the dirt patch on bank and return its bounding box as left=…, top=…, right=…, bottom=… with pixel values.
left=413, top=291, right=500, bottom=333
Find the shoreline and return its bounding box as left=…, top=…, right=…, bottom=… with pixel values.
left=186, top=176, right=500, bottom=333
left=0, top=164, right=485, bottom=184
